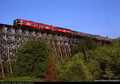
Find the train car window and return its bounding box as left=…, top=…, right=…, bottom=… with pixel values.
left=15, top=20, right=20, bottom=23
left=22, top=22, right=27, bottom=24
left=48, top=27, right=52, bottom=29
left=31, top=24, right=34, bottom=25
left=59, top=29, right=62, bottom=30
left=46, top=26, right=49, bottom=28
left=72, top=31, right=76, bottom=34
left=48, top=26, right=53, bottom=29
left=34, top=24, right=38, bottom=26
left=27, top=22, right=31, bottom=25
left=52, top=27, right=56, bottom=30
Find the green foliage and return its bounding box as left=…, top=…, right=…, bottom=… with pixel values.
left=13, top=40, right=52, bottom=78
left=106, top=36, right=108, bottom=38
left=72, top=37, right=101, bottom=55
left=62, top=37, right=120, bottom=81
left=88, top=44, right=120, bottom=79
left=2, top=36, right=120, bottom=82
left=0, top=76, right=44, bottom=82
left=57, top=52, right=93, bottom=82
left=87, top=57, right=102, bottom=79
left=111, top=37, right=120, bottom=48
left=71, top=37, right=101, bottom=61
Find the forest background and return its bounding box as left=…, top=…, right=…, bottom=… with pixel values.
left=0, top=37, right=120, bottom=82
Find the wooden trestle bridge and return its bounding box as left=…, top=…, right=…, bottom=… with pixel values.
left=0, top=23, right=111, bottom=77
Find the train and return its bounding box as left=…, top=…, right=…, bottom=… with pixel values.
left=13, top=19, right=113, bottom=41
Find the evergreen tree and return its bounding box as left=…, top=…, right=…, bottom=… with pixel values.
left=13, top=40, right=51, bottom=78
left=106, top=36, right=108, bottom=38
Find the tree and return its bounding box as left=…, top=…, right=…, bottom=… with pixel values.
left=57, top=37, right=120, bottom=81
left=106, top=36, right=108, bottom=38
left=57, top=52, right=93, bottom=82
left=71, top=37, right=101, bottom=61
left=86, top=56, right=102, bottom=79
left=88, top=44, right=120, bottom=79
left=111, top=37, right=120, bottom=48
left=13, top=40, right=51, bottom=78
left=43, top=56, right=60, bottom=82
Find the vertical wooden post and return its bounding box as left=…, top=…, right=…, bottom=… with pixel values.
left=63, top=36, right=68, bottom=58
left=13, top=34, right=16, bottom=62
left=0, top=26, right=5, bottom=78
left=58, top=43, right=63, bottom=61
left=7, top=44, right=13, bottom=74
left=53, top=34, right=59, bottom=62
left=0, top=51, right=5, bottom=78
left=57, top=35, right=63, bottom=61
left=67, top=41, right=71, bottom=57
left=7, top=27, right=13, bottom=74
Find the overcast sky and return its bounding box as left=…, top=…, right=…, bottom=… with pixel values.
left=0, top=0, right=120, bottom=39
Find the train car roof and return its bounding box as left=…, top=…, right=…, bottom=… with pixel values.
left=55, top=26, right=72, bottom=31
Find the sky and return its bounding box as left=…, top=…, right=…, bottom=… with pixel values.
left=0, top=0, right=120, bottom=39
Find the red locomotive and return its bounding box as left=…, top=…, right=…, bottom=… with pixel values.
left=13, top=19, right=113, bottom=41
left=14, top=19, right=72, bottom=34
